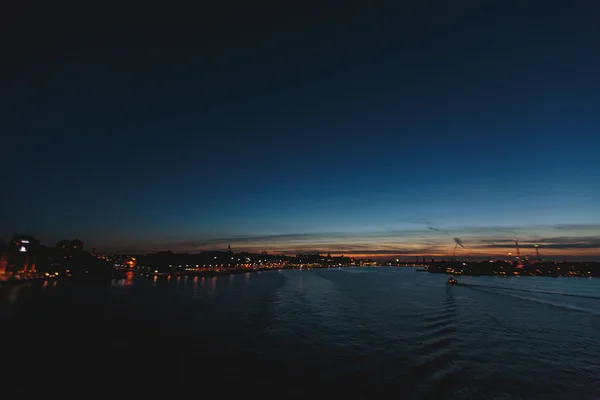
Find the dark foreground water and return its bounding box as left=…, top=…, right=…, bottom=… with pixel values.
left=1, top=268, right=599, bottom=399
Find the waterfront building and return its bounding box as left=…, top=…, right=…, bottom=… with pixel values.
left=6, top=234, right=40, bottom=274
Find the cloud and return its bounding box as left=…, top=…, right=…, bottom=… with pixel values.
left=471, top=236, right=600, bottom=250
left=94, top=223, right=600, bottom=258
left=148, top=236, right=447, bottom=257
left=421, top=223, right=520, bottom=236
left=183, top=229, right=440, bottom=248
left=450, top=226, right=519, bottom=235
left=475, top=239, right=518, bottom=244
left=332, top=248, right=440, bottom=255
left=274, top=247, right=444, bottom=257
left=180, top=223, right=600, bottom=249
left=552, top=224, right=600, bottom=232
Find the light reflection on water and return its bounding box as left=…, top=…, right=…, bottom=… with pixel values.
left=111, top=272, right=134, bottom=288
left=7, top=284, right=28, bottom=303
left=111, top=279, right=123, bottom=288
left=191, top=276, right=199, bottom=298
left=208, top=276, right=216, bottom=297
left=1, top=268, right=599, bottom=399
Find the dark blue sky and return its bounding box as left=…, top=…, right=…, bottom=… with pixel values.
left=2, top=1, right=599, bottom=258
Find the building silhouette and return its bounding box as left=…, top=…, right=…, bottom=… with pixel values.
left=57, top=239, right=84, bottom=254
left=5, top=234, right=40, bottom=274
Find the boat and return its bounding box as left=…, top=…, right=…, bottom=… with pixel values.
left=447, top=277, right=458, bottom=285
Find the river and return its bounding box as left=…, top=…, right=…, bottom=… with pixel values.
left=1, top=268, right=598, bottom=399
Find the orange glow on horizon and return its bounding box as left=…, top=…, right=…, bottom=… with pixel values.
left=111, top=236, right=600, bottom=261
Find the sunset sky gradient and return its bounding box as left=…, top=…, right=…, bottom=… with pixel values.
left=2, top=1, right=599, bottom=259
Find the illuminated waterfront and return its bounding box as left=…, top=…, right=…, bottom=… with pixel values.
left=1, top=268, right=599, bottom=398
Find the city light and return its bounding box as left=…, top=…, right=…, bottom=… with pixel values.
left=1, top=234, right=597, bottom=283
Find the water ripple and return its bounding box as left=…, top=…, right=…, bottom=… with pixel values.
left=1, top=268, right=599, bottom=399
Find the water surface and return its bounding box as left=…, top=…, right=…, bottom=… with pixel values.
left=1, top=268, right=598, bottom=399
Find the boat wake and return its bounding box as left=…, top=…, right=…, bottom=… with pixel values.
left=465, top=285, right=600, bottom=316
left=463, top=283, right=600, bottom=301
left=404, top=291, right=466, bottom=399
left=495, top=292, right=600, bottom=316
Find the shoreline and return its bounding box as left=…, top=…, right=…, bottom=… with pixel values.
left=2, top=264, right=597, bottom=287
left=135, top=265, right=337, bottom=278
